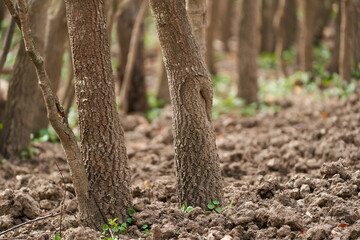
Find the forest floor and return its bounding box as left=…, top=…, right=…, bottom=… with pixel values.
left=0, top=87, right=360, bottom=240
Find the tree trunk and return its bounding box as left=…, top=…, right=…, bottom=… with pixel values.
left=65, top=0, right=132, bottom=227
left=260, top=0, right=278, bottom=53
left=352, top=0, right=360, bottom=72
left=299, top=0, right=319, bottom=72
left=220, top=0, right=234, bottom=52
left=206, top=0, right=219, bottom=75
left=149, top=0, right=223, bottom=208
left=116, top=0, right=147, bottom=113
left=327, top=1, right=341, bottom=73
left=339, top=0, right=354, bottom=82
left=313, top=1, right=333, bottom=42
left=0, top=0, right=49, bottom=157
left=155, top=51, right=170, bottom=104
left=237, top=0, right=259, bottom=103
left=0, top=1, right=5, bottom=30
left=186, top=0, right=207, bottom=57
left=282, top=0, right=297, bottom=49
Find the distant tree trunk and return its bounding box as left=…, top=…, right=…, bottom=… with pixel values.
left=0, top=0, right=48, bottom=157
left=186, top=0, right=207, bottom=57
left=116, top=0, right=147, bottom=113
left=353, top=0, right=360, bottom=72
left=206, top=0, right=218, bottom=75
left=220, top=0, right=234, bottom=52
left=65, top=0, right=132, bottom=227
left=156, top=52, right=170, bottom=103
left=327, top=1, right=341, bottom=73
left=104, top=0, right=118, bottom=39
left=299, top=0, right=319, bottom=72
left=260, top=0, right=278, bottom=53
left=313, top=1, right=332, bottom=42
left=282, top=0, right=297, bottom=49
left=150, top=0, right=223, bottom=208
left=339, top=0, right=354, bottom=82
left=0, top=1, right=5, bottom=29
left=237, top=0, right=259, bottom=103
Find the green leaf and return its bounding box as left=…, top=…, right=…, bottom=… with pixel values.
left=54, top=233, right=61, bottom=240
left=0, top=123, right=3, bottom=131
left=185, top=206, right=194, bottom=213
left=112, top=226, right=120, bottom=232
left=215, top=206, right=222, bottom=212
left=102, top=224, right=109, bottom=232
left=127, top=218, right=133, bottom=224
left=213, top=200, right=220, bottom=205
left=141, top=224, right=148, bottom=230
left=145, top=229, right=150, bottom=235
left=181, top=204, right=185, bottom=211
left=128, top=208, right=136, bottom=217
left=121, top=222, right=127, bottom=228
left=205, top=211, right=211, bottom=215
left=207, top=203, right=215, bottom=210
left=120, top=226, right=127, bottom=231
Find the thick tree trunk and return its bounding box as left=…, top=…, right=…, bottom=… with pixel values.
left=186, top=0, right=207, bottom=57
left=0, top=0, right=48, bottom=157
left=150, top=0, right=223, bottom=208
left=116, top=0, right=147, bottom=113
left=220, top=0, right=234, bottom=52
left=65, top=0, right=132, bottom=227
left=206, top=0, right=218, bottom=75
left=237, top=0, right=259, bottom=103
left=299, top=0, right=319, bottom=72
left=327, top=1, right=341, bottom=73
left=260, top=0, right=278, bottom=53
left=339, top=0, right=354, bottom=82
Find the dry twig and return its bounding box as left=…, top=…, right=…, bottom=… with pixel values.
left=55, top=162, right=67, bottom=238
left=0, top=17, right=15, bottom=71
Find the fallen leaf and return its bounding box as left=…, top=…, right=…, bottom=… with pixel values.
left=321, top=112, right=328, bottom=119
left=297, top=230, right=307, bottom=235
left=338, top=223, right=349, bottom=227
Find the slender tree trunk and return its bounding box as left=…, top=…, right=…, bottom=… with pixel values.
left=150, top=0, right=223, bottom=208
left=339, top=0, right=354, bottom=82
left=186, top=0, right=207, bottom=57
left=0, top=0, right=48, bottom=157
left=282, top=0, right=297, bottom=49
left=104, top=0, right=118, bottom=39
left=220, top=0, right=234, bottom=52
left=0, top=1, right=5, bottom=30
left=274, top=0, right=289, bottom=77
left=65, top=0, right=132, bottom=226
left=155, top=51, right=170, bottom=104
left=327, top=1, right=341, bottom=73
left=260, top=0, right=278, bottom=53
left=237, top=0, right=259, bottom=103
left=352, top=0, right=360, bottom=72
left=206, top=0, right=218, bottom=75
left=299, top=0, right=319, bottom=72
left=116, top=0, right=147, bottom=113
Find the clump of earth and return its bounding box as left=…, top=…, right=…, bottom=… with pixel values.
left=0, top=94, right=359, bottom=240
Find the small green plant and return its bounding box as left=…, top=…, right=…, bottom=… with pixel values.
left=141, top=224, right=150, bottom=235
left=100, top=209, right=136, bottom=240
left=181, top=204, right=194, bottom=213
left=205, top=200, right=222, bottom=215
left=1, top=158, right=6, bottom=164
left=146, top=93, right=166, bottom=121
left=31, top=128, right=59, bottom=143
left=20, top=146, right=38, bottom=159
left=54, top=233, right=61, bottom=240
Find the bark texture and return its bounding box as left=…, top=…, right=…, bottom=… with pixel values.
left=0, top=0, right=48, bottom=157
left=150, top=0, right=223, bottom=207
left=237, top=0, right=259, bottom=103
left=339, top=0, right=354, bottom=82
left=65, top=0, right=132, bottom=226
left=117, top=0, right=147, bottom=113
left=299, top=0, right=320, bottom=72
left=156, top=52, right=170, bottom=104
left=260, top=0, right=278, bottom=53
left=186, top=0, right=207, bottom=57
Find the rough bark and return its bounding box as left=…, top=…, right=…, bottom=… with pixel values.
left=150, top=0, right=223, bottom=207
left=117, top=0, right=147, bottom=113
left=327, top=1, right=341, bottom=73
left=14, top=0, right=101, bottom=230
left=299, top=0, right=320, bottom=72
left=65, top=0, right=132, bottom=227
left=339, top=0, right=354, bottom=82
left=155, top=52, right=170, bottom=104
left=260, top=0, right=278, bottom=53
left=220, top=0, right=234, bottom=52
left=206, top=0, right=218, bottom=75
left=186, top=0, right=207, bottom=57
left=0, top=0, right=48, bottom=157
left=237, top=0, right=259, bottom=103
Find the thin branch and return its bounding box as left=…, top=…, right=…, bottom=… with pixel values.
left=55, top=162, right=67, bottom=238
left=3, top=0, right=21, bottom=27
left=0, top=212, right=61, bottom=236
left=114, top=0, right=132, bottom=19
left=119, top=0, right=148, bottom=113
left=0, top=17, right=15, bottom=71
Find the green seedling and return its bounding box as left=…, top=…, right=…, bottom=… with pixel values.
left=54, top=233, right=61, bottom=240
left=181, top=204, right=194, bottom=213
left=141, top=224, right=150, bottom=235
left=206, top=200, right=222, bottom=215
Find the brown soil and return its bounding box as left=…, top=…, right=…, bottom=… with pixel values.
left=1, top=93, right=360, bottom=240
